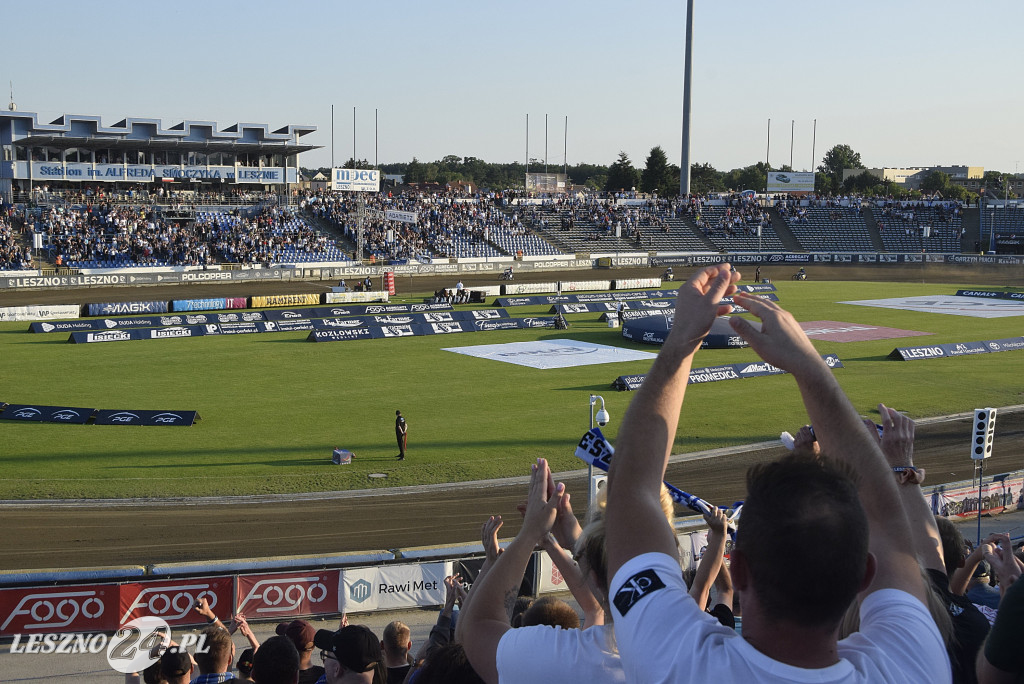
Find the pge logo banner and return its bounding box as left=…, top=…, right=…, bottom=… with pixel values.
left=0, top=585, right=118, bottom=635
left=93, top=410, right=199, bottom=427
left=120, top=577, right=233, bottom=627
left=87, top=301, right=168, bottom=316
left=0, top=405, right=94, bottom=424
left=235, top=571, right=340, bottom=618
left=340, top=562, right=451, bottom=612
left=252, top=294, right=321, bottom=308
left=171, top=298, right=227, bottom=312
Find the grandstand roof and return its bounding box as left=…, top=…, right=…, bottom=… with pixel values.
left=13, top=134, right=319, bottom=155
left=1, top=111, right=320, bottom=154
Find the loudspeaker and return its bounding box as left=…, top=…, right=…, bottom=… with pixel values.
left=971, top=408, right=997, bottom=460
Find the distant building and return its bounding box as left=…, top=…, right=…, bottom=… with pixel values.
left=0, top=110, right=320, bottom=201
left=842, top=165, right=984, bottom=191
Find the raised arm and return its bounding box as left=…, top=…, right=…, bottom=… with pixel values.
left=730, top=294, right=927, bottom=603
left=687, top=506, right=728, bottom=610
left=539, top=532, right=604, bottom=628
left=606, top=264, right=739, bottom=579
left=872, top=404, right=945, bottom=575
left=461, top=459, right=563, bottom=684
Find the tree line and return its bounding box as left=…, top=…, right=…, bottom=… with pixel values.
left=301, top=145, right=1013, bottom=199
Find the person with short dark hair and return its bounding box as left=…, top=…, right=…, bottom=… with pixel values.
left=251, top=635, right=299, bottom=684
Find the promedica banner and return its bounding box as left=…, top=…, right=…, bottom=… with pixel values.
left=612, top=354, right=844, bottom=391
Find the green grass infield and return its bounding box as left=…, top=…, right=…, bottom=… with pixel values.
left=1, top=280, right=1021, bottom=499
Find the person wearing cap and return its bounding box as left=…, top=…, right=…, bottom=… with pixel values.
left=235, top=647, right=256, bottom=684
left=314, top=625, right=382, bottom=684
left=967, top=560, right=1002, bottom=610
left=160, top=649, right=194, bottom=684
left=395, top=411, right=408, bottom=461
left=276, top=619, right=323, bottom=684
left=251, top=635, right=299, bottom=684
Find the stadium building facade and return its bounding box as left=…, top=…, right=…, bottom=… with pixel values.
left=0, top=109, right=319, bottom=202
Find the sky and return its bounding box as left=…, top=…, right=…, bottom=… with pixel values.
left=4, top=0, right=1023, bottom=174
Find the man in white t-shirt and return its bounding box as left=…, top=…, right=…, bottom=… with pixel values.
left=603, top=263, right=950, bottom=683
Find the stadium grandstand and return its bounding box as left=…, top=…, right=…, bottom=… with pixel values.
left=0, top=110, right=1008, bottom=276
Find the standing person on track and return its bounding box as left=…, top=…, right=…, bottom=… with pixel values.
left=395, top=410, right=408, bottom=461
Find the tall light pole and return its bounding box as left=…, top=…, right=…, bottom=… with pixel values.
left=588, top=394, right=610, bottom=510
left=679, top=0, right=694, bottom=197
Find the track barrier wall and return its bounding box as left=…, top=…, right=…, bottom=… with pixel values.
left=2, top=468, right=1020, bottom=636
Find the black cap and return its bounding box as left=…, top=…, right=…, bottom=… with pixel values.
left=314, top=625, right=381, bottom=673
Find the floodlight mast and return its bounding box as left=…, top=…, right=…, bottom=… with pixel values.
left=679, top=0, right=694, bottom=197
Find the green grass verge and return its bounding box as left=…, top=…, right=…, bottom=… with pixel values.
left=1, top=280, right=1022, bottom=499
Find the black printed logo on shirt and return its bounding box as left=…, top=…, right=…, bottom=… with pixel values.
left=613, top=568, right=666, bottom=616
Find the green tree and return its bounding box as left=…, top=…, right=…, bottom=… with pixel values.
left=723, top=162, right=770, bottom=192
left=605, top=152, right=640, bottom=192
left=690, top=162, right=723, bottom=194
left=920, top=170, right=951, bottom=194
left=817, top=144, right=864, bottom=194
left=640, top=146, right=674, bottom=196
left=405, top=158, right=425, bottom=184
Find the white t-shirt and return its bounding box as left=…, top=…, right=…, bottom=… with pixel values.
left=495, top=623, right=624, bottom=684
left=609, top=552, right=950, bottom=683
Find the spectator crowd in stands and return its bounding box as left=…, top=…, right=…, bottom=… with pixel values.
left=37, top=204, right=345, bottom=269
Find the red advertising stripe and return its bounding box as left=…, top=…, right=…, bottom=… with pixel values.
left=235, top=570, right=340, bottom=619
left=0, top=584, right=118, bottom=636
left=119, top=577, right=234, bottom=628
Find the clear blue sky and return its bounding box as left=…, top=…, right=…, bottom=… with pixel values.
left=5, top=0, right=1022, bottom=174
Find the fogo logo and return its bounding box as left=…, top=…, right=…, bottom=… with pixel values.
left=121, top=584, right=217, bottom=623
left=2, top=590, right=105, bottom=631
left=349, top=580, right=372, bottom=603
left=236, top=576, right=330, bottom=615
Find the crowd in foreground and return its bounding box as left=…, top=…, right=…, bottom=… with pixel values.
left=125, top=265, right=1023, bottom=684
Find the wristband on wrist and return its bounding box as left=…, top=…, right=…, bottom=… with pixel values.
left=891, top=466, right=918, bottom=472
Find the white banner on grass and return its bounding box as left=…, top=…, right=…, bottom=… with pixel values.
left=340, top=561, right=451, bottom=612
left=444, top=339, right=658, bottom=369
left=0, top=304, right=80, bottom=322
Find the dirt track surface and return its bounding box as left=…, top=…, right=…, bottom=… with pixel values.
left=2, top=410, right=1021, bottom=571
left=2, top=261, right=1023, bottom=571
